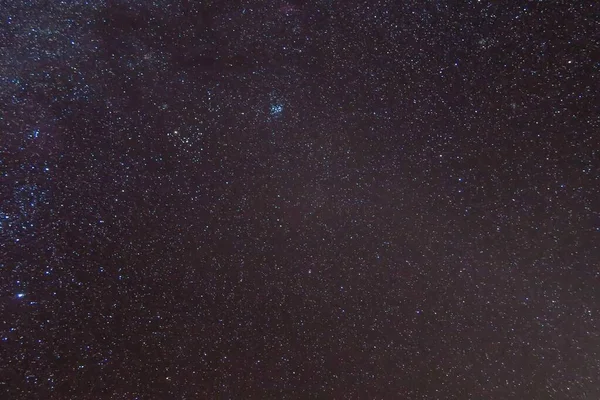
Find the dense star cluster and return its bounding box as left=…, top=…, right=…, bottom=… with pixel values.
left=1, top=1, right=598, bottom=398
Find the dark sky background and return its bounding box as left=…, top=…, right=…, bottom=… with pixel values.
left=1, top=1, right=599, bottom=398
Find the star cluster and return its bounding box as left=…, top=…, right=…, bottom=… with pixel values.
left=1, top=1, right=598, bottom=398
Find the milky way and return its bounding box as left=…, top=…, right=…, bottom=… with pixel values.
left=1, top=1, right=599, bottom=398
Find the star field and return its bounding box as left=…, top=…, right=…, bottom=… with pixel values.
left=1, top=1, right=599, bottom=398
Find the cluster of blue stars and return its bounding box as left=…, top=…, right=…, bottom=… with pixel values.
left=270, top=103, right=284, bottom=117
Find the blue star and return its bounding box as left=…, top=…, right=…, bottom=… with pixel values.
left=16, top=293, right=25, bottom=298
left=30, top=129, right=40, bottom=139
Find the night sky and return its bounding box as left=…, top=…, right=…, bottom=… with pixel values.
left=1, top=1, right=599, bottom=398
